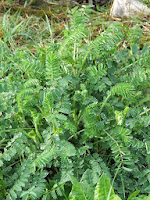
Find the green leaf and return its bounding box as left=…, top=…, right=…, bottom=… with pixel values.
left=58, top=140, right=76, bottom=157
left=94, top=174, right=114, bottom=200
left=3, top=153, right=11, bottom=161
left=81, top=169, right=94, bottom=185
left=123, top=107, right=129, bottom=117
left=0, top=84, right=3, bottom=92
left=0, top=104, right=4, bottom=112
left=110, top=194, right=122, bottom=200
left=122, top=167, right=133, bottom=172
left=111, top=83, right=135, bottom=98
left=10, top=189, right=17, bottom=199
left=0, top=160, right=3, bottom=167
left=13, top=184, right=22, bottom=192
left=144, top=194, right=150, bottom=200
left=11, top=21, right=24, bottom=35
left=56, top=114, right=67, bottom=121
left=70, top=176, right=94, bottom=200
left=145, top=141, right=150, bottom=154
left=115, top=110, right=124, bottom=125
left=132, top=44, right=139, bottom=55
left=127, top=190, right=140, bottom=200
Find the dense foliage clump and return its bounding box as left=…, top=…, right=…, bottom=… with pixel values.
left=0, top=6, right=150, bottom=200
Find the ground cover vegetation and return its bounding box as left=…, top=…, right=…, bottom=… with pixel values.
left=0, top=4, right=150, bottom=200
